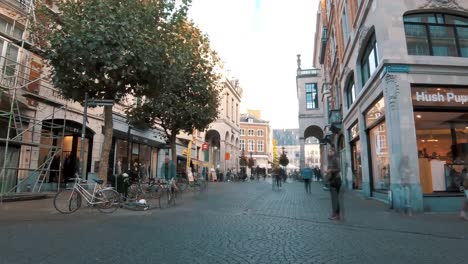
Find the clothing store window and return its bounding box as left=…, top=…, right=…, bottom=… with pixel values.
left=365, top=97, right=390, bottom=192
left=349, top=122, right=362, bottom=190
left=414, top=111, right=468, bottom=193
left=115, top=140, right=128, bottom=175
left=412, top=86, right=468, bottom=193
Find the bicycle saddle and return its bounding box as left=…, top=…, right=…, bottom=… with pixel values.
left=93, top=179, right=104, bottom=185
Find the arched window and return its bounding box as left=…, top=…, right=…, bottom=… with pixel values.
left=360, top=34, right=379, bottom=86
left=345, top=76, right=356, bottom=108
left=403, top=12, right=468, bottom=57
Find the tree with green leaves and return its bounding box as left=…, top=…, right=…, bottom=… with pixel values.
left=127, top=19, right=221, bottom=163
left=279, top=153, right=289, bottom=167
left=33, top=0, right=189, bottom=183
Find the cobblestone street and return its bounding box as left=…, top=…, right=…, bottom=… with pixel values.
left=1, top=180, right=467, bottom=264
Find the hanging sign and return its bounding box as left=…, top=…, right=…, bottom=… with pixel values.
left=202, top=142, right=209, bottom=151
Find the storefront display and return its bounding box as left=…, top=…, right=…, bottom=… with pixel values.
left=365, top=97, right=390, bottom=192
left=349, top=122, right=362, bottom=190
left=412, top=86, right=468, bottom=194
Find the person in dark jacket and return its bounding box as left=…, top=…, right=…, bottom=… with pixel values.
left=326, top=146, right=342, bottom=220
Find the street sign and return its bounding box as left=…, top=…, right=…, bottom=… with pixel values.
left=87, top=99, right=114, bottom=106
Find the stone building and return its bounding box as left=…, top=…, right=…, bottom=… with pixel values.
left=239, top=110, right=271, bottom=172
left=312, top=0, right=468, bottom=212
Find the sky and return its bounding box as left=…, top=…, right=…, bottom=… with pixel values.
left=188, top=0, right=319, bottom=129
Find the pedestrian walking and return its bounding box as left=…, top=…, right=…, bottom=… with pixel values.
left=302, top=166, right=313, bottom=193
left=460, top=167, right=468, bottom=221
left=325, top=146, right=342, bottom=220
left=160, top=155, right=178, bottom=192
left=273, top=166, right=282, bottom=189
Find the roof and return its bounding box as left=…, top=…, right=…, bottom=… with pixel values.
left=239, top=113, right=269, bottom=124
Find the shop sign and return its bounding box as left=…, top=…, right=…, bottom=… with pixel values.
left=412, top=87, right=468, bottom=107
left=202, top=142, right=209, bottom=151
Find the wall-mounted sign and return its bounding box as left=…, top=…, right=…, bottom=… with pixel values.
left=202, top=142, right=209, bottom=151
left=411, top=87, right=468, bottom=107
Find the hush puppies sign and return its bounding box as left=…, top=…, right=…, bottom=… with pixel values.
left=412, top=87, right=468, bottom=107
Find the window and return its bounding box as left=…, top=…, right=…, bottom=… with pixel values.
left=257, top=141, right=264, bottom=152
left=240, top=140, right=245, bottom=151
left=225, top=93, right=229, bottom=118
left=248, top=118, right=253, bottom=123
left=231, top=99, right=234, bottom=121
left=365, top=97, right=389, bottom=192
left=257, top=129, right=264, bottom=137
left=346, top=78, right=356, bottom=107
left=360, top=34, right=379, bottom=85
left=341, top=1, right=350, bottom=45
left=248, top=140, right=254, bottom=152
left=240, top=129, right=245, bottom=136
left=305, top=83, right=319, bottom=109
left=0, top=17, right=24, bottom=39
left=330, top=30, right=337, bottom=64
left=404, top=13, right=468, bottom=57
left=248, top=129, right=254, bottom=136
left=236, top=104, right=239, bottom=124
left=0, top=40, right=20, bottom=82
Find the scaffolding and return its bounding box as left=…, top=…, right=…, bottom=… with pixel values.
left=0, top=0, right=71, bottom=201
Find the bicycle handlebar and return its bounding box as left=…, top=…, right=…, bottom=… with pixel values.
left=69, top=177, right=88, bottom=183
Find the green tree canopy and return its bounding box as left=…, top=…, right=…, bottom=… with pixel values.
left=34, top=0, right=190, bottom=181
left=127, top=19, right=221, bottom=162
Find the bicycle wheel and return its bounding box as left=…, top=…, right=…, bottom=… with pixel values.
left=53, top=189, right=81, bottom=214
left=96, top=189, right=121, bottom=213
left=141, top=183, right=160, bottom=210
left=176, top=178, right=188, bottom=192
left=158, top=187, right=170, bottom=209
left=127, top=184, right=142, bottom=201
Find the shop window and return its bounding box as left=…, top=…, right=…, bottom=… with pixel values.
left=365, top=97, right=385, bottom=125
left=369, top=122, right=390, bottom=191
left=360, top=34, right=379, bottom=86
left=404, top=12, right=468, bottom=57
left=351, top=140, right=362, bottom=190
left=365, top=97, right=389, bottom=192
left=414, top=111, right=468, bottom=193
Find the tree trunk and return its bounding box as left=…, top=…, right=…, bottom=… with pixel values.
left=170, top=133, right=177, bottom=165
left=98, top=105, right=113, bottom=185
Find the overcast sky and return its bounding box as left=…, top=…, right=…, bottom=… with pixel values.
left=188, top=0, right=319, bottom=129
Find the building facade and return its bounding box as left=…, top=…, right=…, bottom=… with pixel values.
left=239, top=110, right=271, bottom=171
left=313, top=0, right=468, bottom=212
left=203, top=76, right=242, bottom=179
left=0, top=0, right=241, bottom=195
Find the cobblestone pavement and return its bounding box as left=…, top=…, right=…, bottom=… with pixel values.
left=0, top=180, right=467, bottom=264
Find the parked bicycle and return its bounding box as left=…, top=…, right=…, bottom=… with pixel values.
left=53, top=176, right=121, bottom=214
left=152, top=178, right=178, bottom=209
left=126, top=177, right=161, bottom=210
left=177, top=176, right=207, bottom=193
